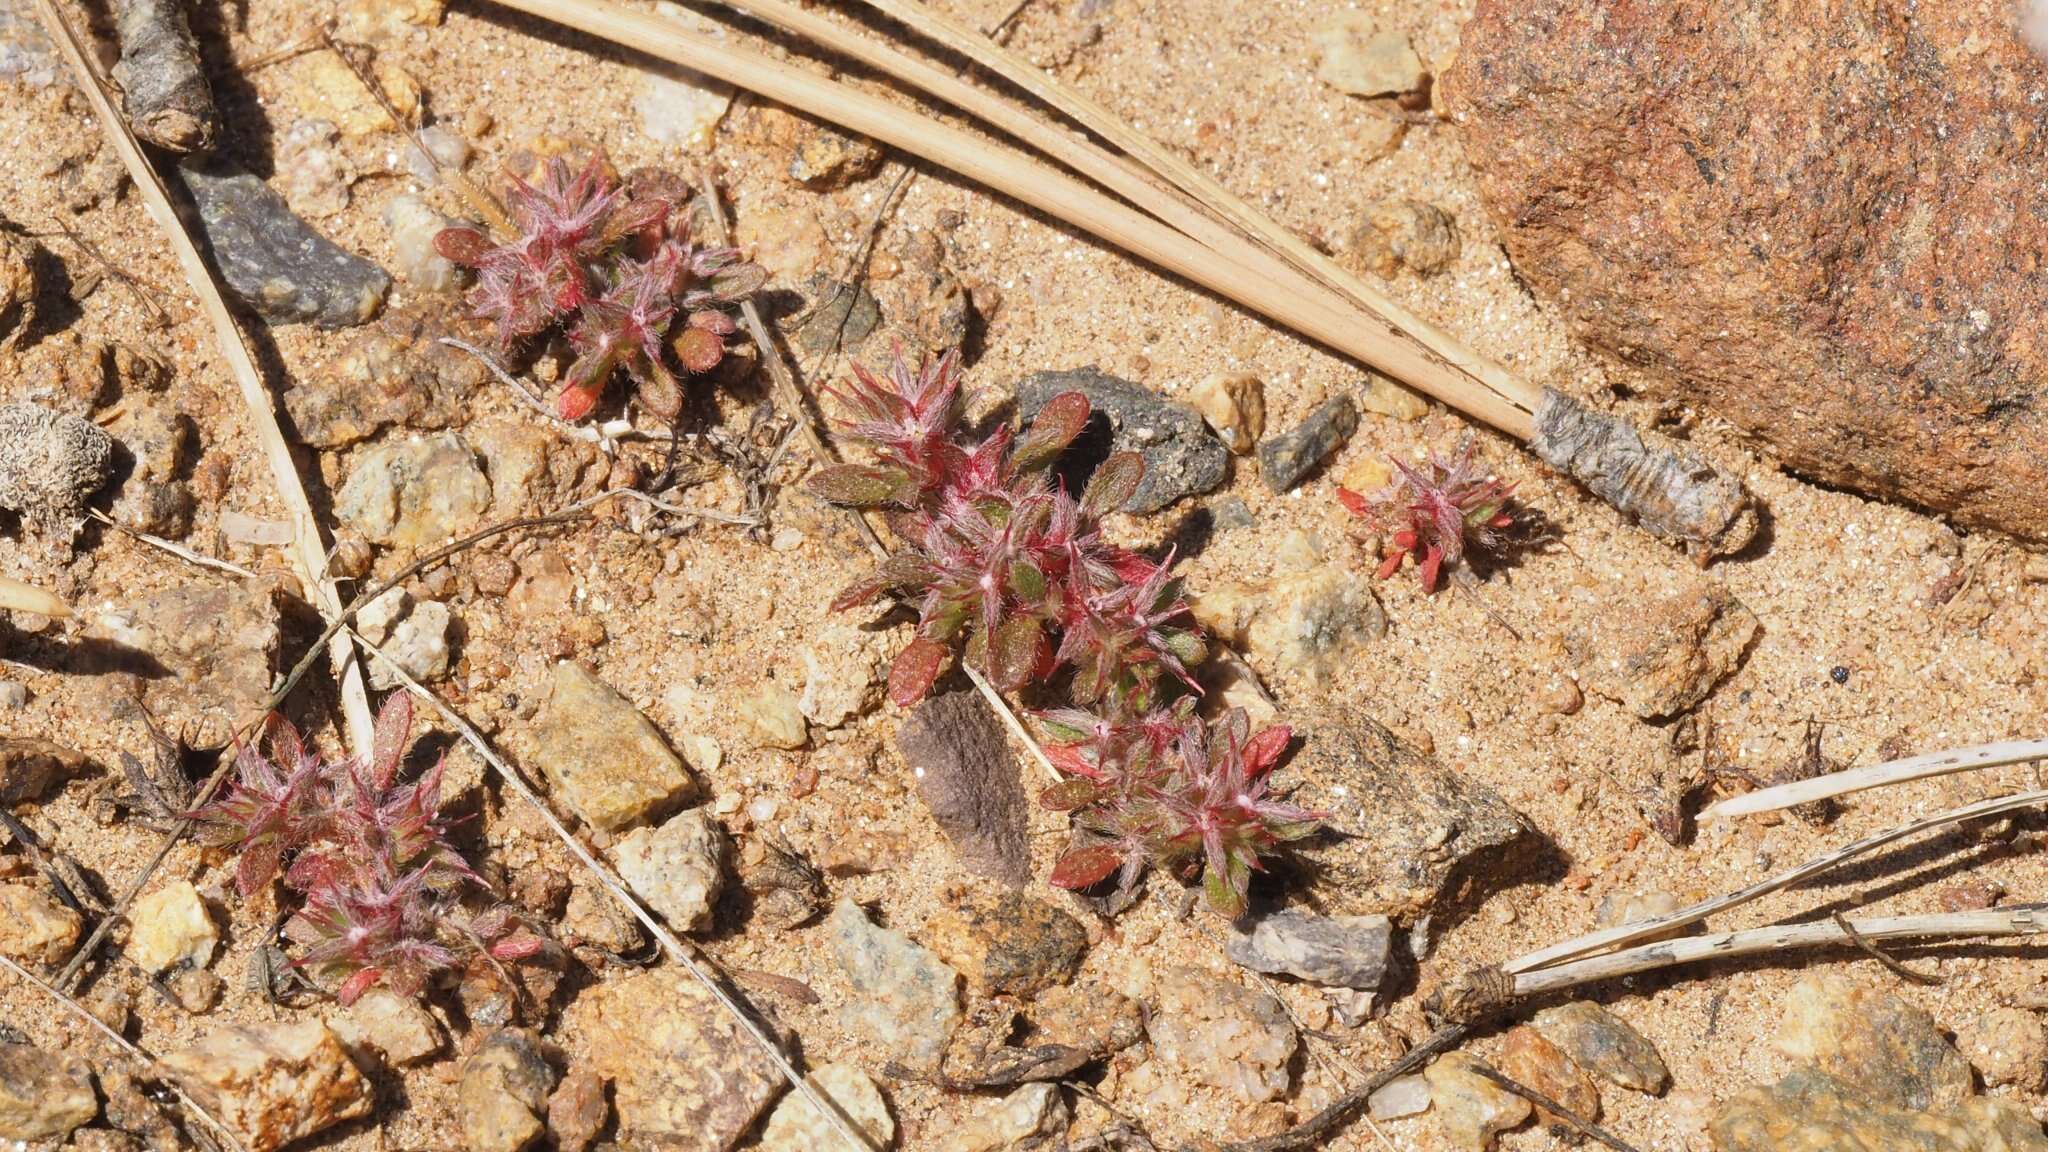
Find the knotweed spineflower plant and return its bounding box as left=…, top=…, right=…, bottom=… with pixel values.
left=1038, top=703, right=1321, bottom=918
left=189, top=696, right=546, bottom=1004
left=1338, top=444, right=1516, bottom=593
left=435, top=159, right=766, bottom=422
left=808, top=352, right=1206, bottom=708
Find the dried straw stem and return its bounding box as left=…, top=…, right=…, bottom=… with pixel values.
left=488, top=0, right=1530, bottom=435
left=30, top=0, right=377, bottom=756
left=1702, top=737, right=2048, bottom=819
left=0, top=575, right=69, bottom=619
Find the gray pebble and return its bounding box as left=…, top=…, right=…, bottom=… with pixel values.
left=178, top=161, right=390, bottom=328
left=1015, top=368, right=1228, bottom=513
left=1259, top=396, right=1359, bottom=493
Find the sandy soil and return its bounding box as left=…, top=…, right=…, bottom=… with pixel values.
left=5, top=0, right=2048, bottom=1149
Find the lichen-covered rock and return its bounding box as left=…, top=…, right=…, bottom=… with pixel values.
left=124, top=880, right=216, bottom=972
left=336, top=432, right=492, bottom=549
left=1225, top=909, right=1392, bottom=990
left=828, top=898, right=962, bottom=1068
left=1426, top=1052, right=1531, bottom=1151
left=0, top=402, right=115, bottom=540
left=1531, top=1002, right=1668, bottom=1095
left=1196, top=563, right=1386, bottom=682
left=925, top=888, right=1087, bottom=997
left=459, top=1029, right=556, bottom=1152
left=1711, top=1068, right=2048, bottom=1152
left=157, top=1021, right=374, bottom=1152
left=283, top=303, right=488, bottom=448
left=0, top=883, right=79, bottom=966
left=531, top=662, right=698, bottom=833
left=1565, top=581, right=1756, bottom=719
left=566, top=967, right=785, bottom=1150
left=1445, top=0, right=2048, bottom=541
left=1015, top=368, right=1229, bottom=513
left=0, top=1043, right=96, bottom=1143
left=1146, top=967, right=1297, bottom=1103
left=178, top=162, right=389, bottom=327
left=758, top=1064, right=894, bottom=1152
left=899, top=691, right=1031, bottom=886
left=610, top=809, right=728, bottom=932
left=1775, top=975, right=1971, bottom=1112
left=1280, top=716, right=1528, bottom=922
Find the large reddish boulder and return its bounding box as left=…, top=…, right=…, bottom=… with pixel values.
left=1445, top=0, right=2048, bottom=540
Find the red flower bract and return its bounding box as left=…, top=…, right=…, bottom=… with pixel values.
left=1338, top=444, right=1516, bottom=593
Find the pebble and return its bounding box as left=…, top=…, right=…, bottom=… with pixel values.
left=282, top=51, right=420, bottom=137
left=1259, top=395, right=1359, bottom=493
left=0, top=401, right=116, bottom=541
left=798, top=622, right=880, bottom=729
left=459, top=1029, right=556, bottom=1152
left=794, top=276, right=883, bottom=354
left=106, top=390, right=196, bottom=539
left=1501, top=1026, right=1602, bottom=1138
left=609, top=808, right=728, bottom=933
left=178, top=162, right=391, bottom=328
left=566, top=967, right=785, bottom=1149
left=336, top=432, right=492, bottom=548
left=545, top=1066, right=607, bottom=1152
left=828, top=898, right=963, bottom=1068
left=284, top=303, right=489, bottom=448
left=758, top=1064, right=894, bottom=1152
left=1776, top=974, right=1970, bottom=1111
left=0, top=737, right=85, bottom=805
left=1339, top=453, right=1393, bottom=495
left=560, top=881, right=642, bottom=954
left=157, top=1021, right=374, bottom=1152
left=1359, top=372, right=1432, bottom=420
left=743, top=679, right=809, bottom=750
left=1316, top=15, right=1426, bottom=97
left=1030, top=980, right=1145, bottom=1058
left=277, top=119, right=354, bottom=219
left=1194, top=560, right=1385, bottom=681
left=1015, top=368, right=1229, bottom=512
left=0, top=1043, right=97, bottom=1144
left=1425, top=1052, right=1531, bottom=1151
left=124, top=880, right=217, bottom=972
left=1958, top=1006, right=2046, bottom=1090
left=1565, top=581, right=1758, bottom=719
left=786, top=124, right=884, bottom=188
left=1225, top=908, right=1392, bottom=990
left=950, top=1083, right=1069, bottom=1152
left=1355, top=201, right=1462, bottom=278
left=636, top=54, right=731, bottom=152
left=1191, top=370, right=1267, bottom=454
left=0, top=682, right=25, bottom=709
left=533, top=662, right=699, bottom=833
left=335, top=0, right=447, bottom=41
left=383, top=193, right=462, bottom=291
left=168, top=967, right=222, bottom=1013
left=356, top=589, right=453, bottom=688
left=737, top=834, right=825, bottom=930
left=1368, top=1073, right=1432, bottom=1120
left=1711, top=1066, right=2048, bottom=1152
left=100, top=1067, right=178, bottom=1150
left=898, top=690, right=1032, bottom=886
left=341, top=987, right=444, bottom=1066
left=925, top=887, right=1088, bottom=996
left=1147, top=967, right=1298, bottom=1103
left=1531, top=1002, right=1669, bottom=1095
left=404, top=125, right=472, bottom=183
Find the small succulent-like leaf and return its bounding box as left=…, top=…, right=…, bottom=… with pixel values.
left=1049, top=844, right=1123, bottom=890
left=987, top=616, right=1045, bottom=692
left=1011, top=391, right=1091, bottom=474
left=1202, top=855, right=1252, bottom=919
left=1040, top=779, right=1100, bottom=811
left=1161, top=629, right=1207, bottom=669
left=673, top=323, right=727, bottom=373
left=488, top=933, right=548, bottom=961
left=887, top=636, right=948, bottom=707
left=1082, top=451, right=1145, bottom=515
left=807, top=464, right=915, bottom=507
left=369, top=695, right=414, bottom=791
left=705, top=262, right=768, bottom=301
left=1241, top=724, right=1293, bottom=775
left=1009, top=560, right=1049, bottom=605
left=432, top=226, right=492, bottom=267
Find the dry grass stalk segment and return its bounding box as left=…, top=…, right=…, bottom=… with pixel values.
left=109, top=0, right=218, bottom=151
left=1702, top=736, right=2048, bottom=819
left=0, top=574, right=69, bottom=618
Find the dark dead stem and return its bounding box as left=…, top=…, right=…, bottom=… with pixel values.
left=1467, top=1063, right=1645, bottom=1152
left=1831, top=911, right=1944, bottom=986
left=1192, top=1024, right=1469, bottom=1152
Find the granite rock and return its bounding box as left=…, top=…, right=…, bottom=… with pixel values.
left=758, top=1064, right=894, bottom=1152
left=1775, top=974, right=1971, bottom=1112
left=336, top=432, right=492, bottom=549
left=1711, top=1068, right=2048, bottom=1152
left=1565, top=581, right=1756, bottom=719
left=1531, top=1001, right=1669, bottom=1095
left=1225, top=908, right=1392, bottom=990
left=1147, top=967, right=1297, bottom=1103
left=157, top=1021, right=374, bottom=1152
left=829, top=898, right=962, bottom=1067
left=610, top=808, right=728, bottom=932
left=925, top=888, right=1087, bottom=997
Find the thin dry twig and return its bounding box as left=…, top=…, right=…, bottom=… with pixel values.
left=438, top=337, right=646, bottom=453
left=1194, top=1024, right=1470, bottom=1152
left=963, top=663, right=1061, bottom=784
left=353, top=635, right=881, bottom=1152
left=1702, top=737, right=2048, bottom=819
left=33, top=216, right=171, bottom=327
left=89, top=508, right=260, bottom=579
left=1832, top=911, right=1945, bottom=986
left=0, top=952, right=247, bottom=1152
left=1466, top=1062, right=1644, bottom=1152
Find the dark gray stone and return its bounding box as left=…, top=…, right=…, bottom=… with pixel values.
left=898, top=690, right=1030, bottom=886
left=1225, top=908, right=1393, bottom=990
left=1015, top=368, right=1228, bottom=513
left=179, top=163, right=389, bottom=328
left=1258, top=396, right=1358, bottom=493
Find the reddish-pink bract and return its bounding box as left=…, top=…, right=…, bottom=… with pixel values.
left=1338, top=445, right=1517, bottom=593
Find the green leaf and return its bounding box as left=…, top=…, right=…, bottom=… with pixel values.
left=1049, top=845, right=1123, bottom=890
left=1202, top=856, right=1251, bottom=919
left=807, top=464, right=914, bottom=507
left=1161, top=629, right=1207, bottom=668
left=1082, top=452, right=1145, bottom=516
left=1012, top=391, right=1092, bottom=473
left=987, top=616, right=1046, bottom=691
left=1009, top=560, right=1049, bottom=605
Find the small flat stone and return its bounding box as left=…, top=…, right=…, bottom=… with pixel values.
left=1147, top=967, right=1298, bottom=1103
left=925, top=887, right=1087, bottom=997
left=125, top=880, right=217, bottom=972
left=280, top=51, right=419, bottom=138
left=1316, top=15, right=1426, bottom=97
left=1192, top=370, right=1267, bottom=455
left=93, top=578, right=287, bottom=741
left=1225, top=908, right=1392, bottom=990
left=758, top=1064, right=893, bottom=1152
left=1711, top=1067, right=2048, bottom=1152
left=567, top=967, right=785, bottom=1150
left=1355, top=201, right=1461, bottom=279
left=532, top=662, right=698, bottom=833
left=798, top=622, right=880, bottom=729
left=793, top=276, right=883, bottom=354
left=898, top=691, right=1031, bottom=886
left=0, top=1043, right=96, bottom=1144
left=0, top=402, right=115, bottom=540
left=365, top=598, right=452, bottom=689
left=1775, top=974, right=1970, bottom=1112
left=0, top=738, right=86, bottom=806
left=1531, top=1002, right=1669, bottom=1095
left=1958, top=1006, right=2046, bottom=1091
left=951, top=1083, right=1068, bottom=1152
left=341, top=987, right=444, bottom=1066
left=1426, top=1052, right=1531, bottom=1151
left=545, top=1066, right=607, bottom=1152
left=742, top=680, right=809, bottom=750
left=336, top=432, right=492, bottom=549
left=1015, top=368, right=1229, bottom=513
left=1565, top=580, right=1757, bottom=719
left=785, top=125, right=883, bottom=189
left=828, top=898, right=962, bottom=1068
left=1359, top=372, right=1432, bottom=419
left=179, top=162, right=390, bottom=328
left=610, top=808, right=728, bottom=933
left=459, top=1029, right=556, bottom=1152
left=1501, top=1026, right=1601, bottom=1140
left=158, top=1020, right=374, bottom=1152
left=1259, top=396, right=1359, bottom=493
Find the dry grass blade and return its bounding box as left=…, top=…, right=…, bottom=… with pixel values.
left=487, top=0, right=1529, bottom=435
left=849, top=0, right=1540, bottom=423
left=0, top=574, right=69, bottom=618
left=30, top=0, right=376, bottom=757
left=963, top=663, right=1060, bottom=783
left=352, top=634, right=881, bottom=1152
left=89, top=508, right=260, bottom=579
left=1701, top=737, right=2048, bottom=819
left=0, top=952, right=248, bottom=1152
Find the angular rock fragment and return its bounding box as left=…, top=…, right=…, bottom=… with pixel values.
left=1530, top=1001, right=1668, bottom=1095
left=336, top=432, right=492, bottom=549
left=459, top=1029, right=556, bottom=1152
left=0, top=1043, right=96, bottom=1144
left=282, top=304, right=488, bottom=448
left=899, top=690, right=1031, bottom=885
left=1565, top=580, right=1756, bottom=719
left=0, top=232, right=35, bottom=352
left=1147, top=967, right=1297, bottom=1104
left=1958, top=1006, right=2046, bottom=1091
left=828, top=898, right=962, bottom=1068
left=758, top=1064, right=894, bottom=1152
left=1355, top=200, right=1460, bottom=278
left=925, top=888, right=1087, bottom=997
left=610, top=808, right=728, bottom=933
left=1316, top=14, right=1425, bottom=97
left=1259, top=396, right=1358, bottom=493
left=92, top=578, right=286, bottom=736
left=1711, top=1067, right=2048, bottom=1152
left=1192, top=370, right=1266, bottom=455
left=0, top=402, right=115, bottom=540
left=179, top=162, right=390, bottom=327
left=742, top=679, right=808, bottom=750
left=0, top=883, right=79, bottom=966
left=124, top=879, right=216, bottom=972
left=1425, top=1052, right=1530, bottom=1152
left=531, top=662, right=698, bottom=833
left=0, top=738, right=86, bottom=806
left=567, top=967, right=785, bottom=1150
left=157, top=1021, right=373, bottom=1152
left=1225, top=909, right=1392, bottom=990
left=341, top=987, right=444, bottom=1067
left=545, top=1066, right=607, bottom=1152
left=1015, top=368, right=1228, bottom=513
left=949, top=1083, right=1068, bottom=1152
left=1776, top=974, right=1971, bottom=1112
left=1195, top=560, right=1385, bottom=681
left=1500, top=1026, right=1600, bottom=1141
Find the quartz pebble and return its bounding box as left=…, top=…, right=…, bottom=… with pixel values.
left=459, top=1029, right=556, bottom=1152
left=610, top=808, right=728, bottom=933
left=158, top=1021, right=374, bottom=1152
left=384, top=193, right=462, bottom=292
left=1368, top=1072, right=1432, bottom=1120
left=125, top=880, right=216, bottom=973
left=1531, top=1002, right=1669, bottom=1095
left=1425, top=1052, right=1530, bottom=1151
left=951, top=1083, right=1068, bottom=1152
left=743, top=680, right=809, bottom=749
left=1147, top=967, right=1298, bottom=1103
left=828, top=898, right=962, bottom=1067
left=758, top=1064, right=893, bottom=1152
left=336, top=432, right=492, bottom=548
left=0, top=883, right=78, bottom=966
